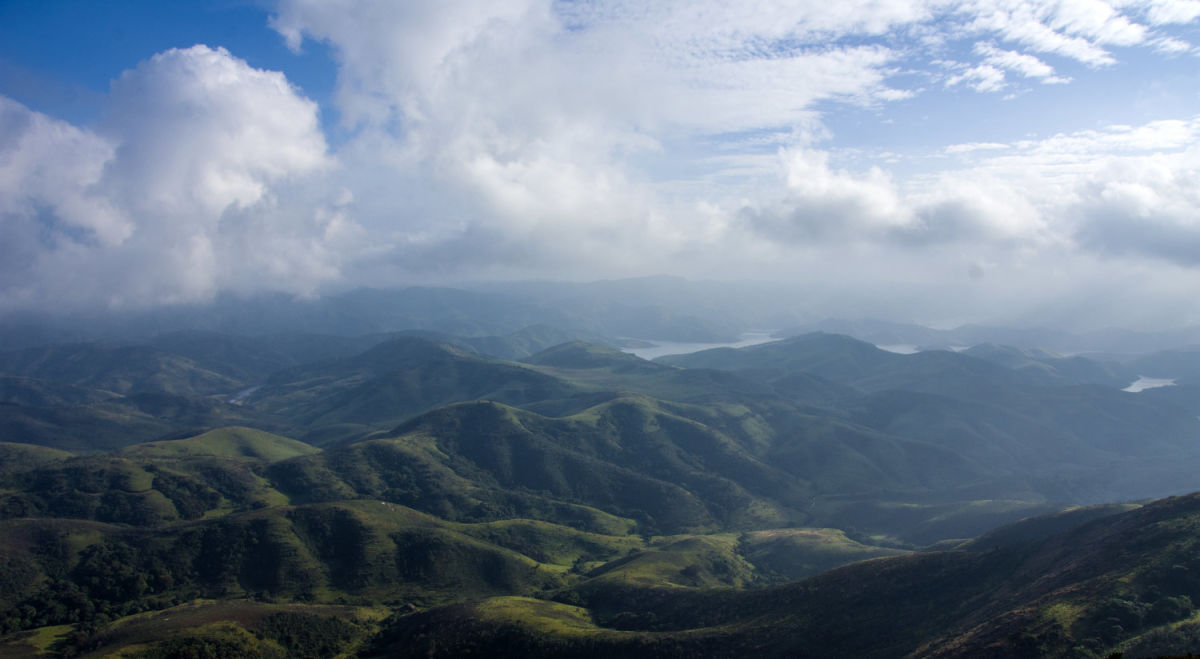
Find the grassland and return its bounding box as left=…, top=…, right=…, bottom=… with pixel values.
left=121, top=427, right=320, bottom=462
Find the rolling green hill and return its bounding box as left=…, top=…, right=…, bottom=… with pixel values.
left=0, top=443, right=72, bottom=478
left=1127, top=345, right=1200, bottom=383
left=962, top=342, right=1133, bottom=387
left=0, top=601, right=385, bottom=658
left=122, top=427, right=320, bottom=462
left=363, top=492, right=1200, bottom=658
left=661, top=334, right=1200, bottom=506
left=272, top=396, right=1037, bottom=539
left=658, top=332, right=893, bottom=380
left=0, top=376, right=119, bottom=408
left=659, top=332, right=1040, bottom=400
left=5, top=326, right=1200, bottom=658
left=247, top=337, right=581, bottom=441
left=463, top=325, right=625, bottom=360
left=524, top=341, right=663, bottom=373
left=0, top=390, right=270, bottom=452
left=0, top=343, right=243, bottom=397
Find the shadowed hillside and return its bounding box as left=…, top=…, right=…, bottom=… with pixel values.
left=364, top=492, right=1200, bottom=658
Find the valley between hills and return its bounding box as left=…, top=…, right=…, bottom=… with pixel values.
left=3, top=298, right=1200, bottom=657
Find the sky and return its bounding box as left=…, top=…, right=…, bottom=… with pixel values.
left=3, top=0, right=1200, bottom=329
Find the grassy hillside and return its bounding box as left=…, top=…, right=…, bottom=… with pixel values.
left=465, top=326, right=623, bottom=360
left=0, top=427, right=320, bottom=526
left=665, top=334, right=1200, bottom=505
left=1128, top=345, right=1200, bottom=383
left=657, top=332, right=897, bottom=381
left=247, top=337, right=581, bottom=440
left=0, top=502, right=573, bottom=634
left=738, top=527, right=908, bottom=581
left=122, top=427, right=319, bottom=462
left=364, top=492, right=1200, bottom=658
left=0, top=387, right=274, bottom=452
left=0, top=343, right=244, bottom=397
left=0, top=443, right=72, bottom=478
left=524, top=341, right=663, bottom=373
left=963, top=342, right=1133, bottom=387
left=0, top=376, right=119, bottom=408
left=0, top=600, right=384, bottom=658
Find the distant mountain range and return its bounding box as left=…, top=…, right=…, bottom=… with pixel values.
left=3, top=303, right=1200, bottom=656
left=8, top=278, right=1200, bottom=355
left=782, top=316, right=1200, bottom=357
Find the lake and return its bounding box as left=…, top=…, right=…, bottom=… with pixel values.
left=623, top=331, right=778, bottom=360
left=1123, top=376, right=1176, bottom=393
left=877, top=344, right=919, bottom=354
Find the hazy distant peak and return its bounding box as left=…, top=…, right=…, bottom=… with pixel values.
left=356, top=336, right=479, bottom=365
left=963, top=342, right=1061, bottom=362
left=523, top=341, right=656, bottom=371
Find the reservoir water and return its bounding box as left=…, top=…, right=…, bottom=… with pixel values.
left=228, top=384, right=262, bottom=404
left=877, top=344, right=919, bottom=354
left=624, top=331, right=778, bottom=360
left=626, top=335, right=941, bottom=360
left=1122, top=376, right=1176, bottom=393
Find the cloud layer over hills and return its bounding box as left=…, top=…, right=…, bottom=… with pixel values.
left=3, top=0, right=1200, bottom=328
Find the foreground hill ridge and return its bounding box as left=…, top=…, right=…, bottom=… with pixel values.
left=359, top=492, right=1200, bottom=658
left=4, top=450, right=1198, bottom=657
left=3, top=324, right=1200, bottom=657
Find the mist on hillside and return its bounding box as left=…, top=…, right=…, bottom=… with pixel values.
left=5, top=277, right=1200, bottom=356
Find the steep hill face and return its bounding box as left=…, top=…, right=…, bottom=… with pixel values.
left=463, top=326, right=623, bottom=360
left=144, top=330, right=317, bottom=384
left=659, top=332, right=895, bottom=382
left=662, top=334, right=1200, bottom=505
left=919, top=492, right=1200, bottom=657
left=0, top=503, right=579, bottom=634
left=660, top=332, right=1056, bottom=400
left=0, top=427, right=317, bottom=526
left=963, top=342, right=1133, bottom=387
left=664, top=332, right=1139, bottom=395
left=0, top=343, right=243, bottom=397
left=244, top=338, right=581, bottom=440
left=524, top=341, right=662, bottom=373
left=0, top=339, right=280, bottom=450
left=267, top=399, right=804, bottom=533
left=262, top=395, right=1064, bottom=543
left=365, top=492, right=1200, bottom=658
left=0, top=389, right=266, bottom=452
left=0, top=375, right=119, bottom=408
left=122, top=426, right=321, bottom=462
left=1128, top=345, right=1200, bottom=383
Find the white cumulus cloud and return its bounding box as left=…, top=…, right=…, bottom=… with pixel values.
left=4, top=0, right=1200, bottom=327
left=0, top=46, right=353, bottom=310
